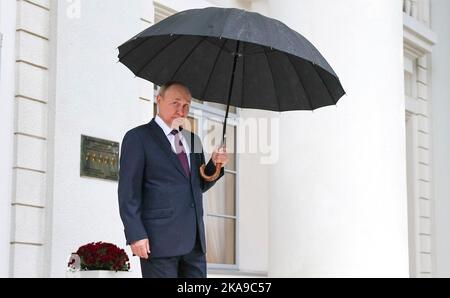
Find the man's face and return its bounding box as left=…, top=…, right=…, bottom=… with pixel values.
left=157, top=85, right=191, bottom=129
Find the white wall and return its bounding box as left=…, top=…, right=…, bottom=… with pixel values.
left=48, top=0, right=153, bottom=277
left=208, top=0, right=251, bottom=10
left=157, top=0, right=249, bottom=11
left=235, top=110, right=271, bottom=274
left=0, top=0, right=16, bottom=278
left=266, top=0, right=409, bottom=277
left=431, top=0, right=450, bottom=278
left=157, top=0, right=215, bottom=11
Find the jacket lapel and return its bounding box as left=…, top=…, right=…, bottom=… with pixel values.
left=147, top=119, right=189, bottom=179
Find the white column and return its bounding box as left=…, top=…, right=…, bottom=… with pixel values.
left=266, top=0, right=409, bottom=277
left=48, top=0, right=145, bottom=277
left=0, top=0, right=17, bottom=278
left=431, top=0, right=450, bottom=278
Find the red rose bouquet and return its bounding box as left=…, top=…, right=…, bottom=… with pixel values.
left=69, top=242, right=130, bottom=272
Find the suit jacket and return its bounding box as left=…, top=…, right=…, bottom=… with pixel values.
left=118, top=119, right=224, bottom=258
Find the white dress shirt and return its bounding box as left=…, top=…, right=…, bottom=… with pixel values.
left=155, top=115, right=191, bottom=169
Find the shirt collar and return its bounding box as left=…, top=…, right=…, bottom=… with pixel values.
left=155, top=115, right=186, bottom=138
left=155, top=115, right=174, bottom=137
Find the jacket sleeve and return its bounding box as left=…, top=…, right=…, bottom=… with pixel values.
left=117, top=130, right=148, bottom=245
left=200, top=147, right=225, bottom=193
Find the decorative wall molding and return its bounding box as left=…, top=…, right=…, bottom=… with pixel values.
left=403, top=3, right=436, bottom=277
left=10, top=0, right=51, bottom=278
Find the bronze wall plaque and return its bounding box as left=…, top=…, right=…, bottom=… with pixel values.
left=80, top=135, right=119, bottom=181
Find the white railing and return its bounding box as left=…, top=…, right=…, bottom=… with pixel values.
left=403, top=0, right=430, bottom=27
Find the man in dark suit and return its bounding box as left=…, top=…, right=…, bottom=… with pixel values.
left=118, top=81, right=228, bottom=278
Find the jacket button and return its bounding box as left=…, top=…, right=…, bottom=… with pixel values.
left=190, top=203, right=195, bottom=208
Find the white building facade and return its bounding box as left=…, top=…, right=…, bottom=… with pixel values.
left=0, top=0, right=449, bottom=278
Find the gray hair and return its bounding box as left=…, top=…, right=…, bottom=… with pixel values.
left=158, top=81, right=191, bottom=97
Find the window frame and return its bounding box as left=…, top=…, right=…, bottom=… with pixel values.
left=188, top=102, right=240, bottom=270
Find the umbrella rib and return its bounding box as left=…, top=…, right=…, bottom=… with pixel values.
left=286, top=54, right=315, bottom=110
left=200, top=38, right=228, bottom=100
left=135, top=35, right=182, bottom=77
left=263, top=49, right=281, bottom=112
left=118, top=38, right=150, bottom=61
left=312, top=64, right=336, bottom=105
left=204, top=38, right=233, bottom=55
left=169, top=36, right=207, bottom=82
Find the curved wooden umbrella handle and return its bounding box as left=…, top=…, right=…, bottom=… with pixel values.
left=199, top=163, right=222, bottom=182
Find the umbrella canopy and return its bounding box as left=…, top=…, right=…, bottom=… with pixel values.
left=118, top=7, right=345, bottom=112
left=118, top=7, right=346, bottom=181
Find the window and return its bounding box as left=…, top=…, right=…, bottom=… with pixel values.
left=153, top=2, right=238, bottom=268
left=188, top=105, right=238, bottom=267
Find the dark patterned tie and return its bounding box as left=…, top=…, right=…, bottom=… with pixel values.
left=170, top=130, right=190, bottom=177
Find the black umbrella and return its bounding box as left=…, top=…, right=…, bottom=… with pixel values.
left=118, top=7, right=346, bottom=181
